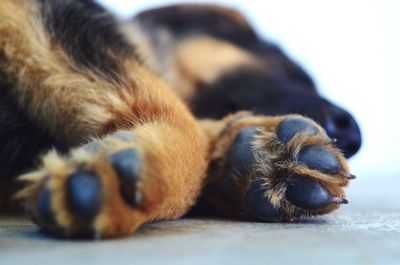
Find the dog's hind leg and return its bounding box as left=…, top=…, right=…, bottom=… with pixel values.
left=1, top=0, right=208, bottom=238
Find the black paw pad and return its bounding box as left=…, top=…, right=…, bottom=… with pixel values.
left=67, top=173, right=102, bottom=220
left=286, top=176, right=331, bottom=210
left=38, top=187, right=56, bottom=225
left=277, top=118, right=319, bottom=143
left=298, top=145, right=341, bottom=174
left=108, top=149, right=142, bottom=206
left=221, top=127, right=260, bottom=199
left=227, top=127, right=260, bottom=174
left=245, top=179, right=280, bottom=218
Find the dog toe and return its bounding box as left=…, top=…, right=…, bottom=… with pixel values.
left=221, top=127, right=260, bottom=200
left=108, top=149, right=143, bottom=206
left=37, top=187, right=56, bottom=225
left=67, top=173, right=102, bottom=220
left=277, top=117, right=319, bottom=143
left=286, top=175, right=331, bottom=210
left=245, top=179, right=280, bottom=218
left=297, top=145, right=341, bottom=174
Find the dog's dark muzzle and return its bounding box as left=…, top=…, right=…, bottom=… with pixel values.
left=318, top=105, right=362, bottom=158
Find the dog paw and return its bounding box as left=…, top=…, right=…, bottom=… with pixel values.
left=214, top=115, right=354, bottom=220
left=17, top=131, right=156, bottom=239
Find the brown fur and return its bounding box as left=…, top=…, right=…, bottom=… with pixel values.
left=173, top=37, right=261, bottom=101
left=1, top=1, right=353, bottom=238
left=129, top=9, right=262, bottom=103
left=2, top=0, right=208, bottom=237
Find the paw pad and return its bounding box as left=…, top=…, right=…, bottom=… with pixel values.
left=227, top=127, right=260, bottom=173
left=245, top=179, right=280, bottom=218
left=218, top=116, right=352, bottom=220
left=221, top=127, right=260, bottom=199
left=298, top=145, right=341, bottom=174
left=38, top=187, right=56, bottom=225
left=108, top=149, right=143, bottom=206
left=286, top=176, right=331, bottom=210
left=67, top=173, right=102, bottom=220
left=277, top=118, right=319, bottom=143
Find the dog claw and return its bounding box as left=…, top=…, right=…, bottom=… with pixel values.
left=341, top=173, right=356, bottom=179
left=331, top=197, right=348, bottom=204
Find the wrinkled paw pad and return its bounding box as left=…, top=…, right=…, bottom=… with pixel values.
left=277, top=117, right=319, bottom=143
left=108, top=149, right=143, bottom=206
left=220, top=127, right=260, bottom=200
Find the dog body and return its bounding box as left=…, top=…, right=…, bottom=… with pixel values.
left=0, top=1, right=358, bottom=238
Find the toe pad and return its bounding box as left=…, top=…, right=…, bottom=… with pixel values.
left=277, top=118, right=319, bottom=143
left=298, top=145, right=341, bottom=174
left=286, top=176, right=331, bottom=210
left=245, top=179, right=280, bottom=218
left=221, top=127, right=260, bottom=199
left=227, top=127, right=260, bottom=173
left=67, top=173, right=102, bottom=220
left=108, top=149, right=142, bottom=206
left=38, top=187, right=56, bottom=224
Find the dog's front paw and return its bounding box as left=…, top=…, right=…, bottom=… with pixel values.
left=208, top=114, right=355, bottom=220
left=17, top=131, right=162, bottom=239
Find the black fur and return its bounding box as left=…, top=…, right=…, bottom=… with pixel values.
left=0, top=90, right=58, bottom=180
left=136, top=5, right=259, bottom=47
left=136, top=5, right=361, bottom=158
left=0, top=85, right=62, bottom=209
left=191, top=67, right=319, bottom=118
left=191, top=68, right=361, bottom=157
left=39, top=0, right=136, bottom=82
left=136, top=5, right=316, bottom=92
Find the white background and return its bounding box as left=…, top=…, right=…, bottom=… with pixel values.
left=97, top=0, right=400, bottom=178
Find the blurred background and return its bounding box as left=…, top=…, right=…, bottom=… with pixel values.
left=97, top=0, right=400, bottom=179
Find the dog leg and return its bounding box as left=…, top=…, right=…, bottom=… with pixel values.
left=17, top=120, right=208, bottom=238
left=0, top=0, right=208, bottom=238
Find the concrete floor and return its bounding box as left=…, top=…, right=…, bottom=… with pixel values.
left=1, top=176, right=399, bottom=265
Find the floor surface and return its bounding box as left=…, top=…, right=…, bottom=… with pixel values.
left=1, top=176, right=399, bottom=265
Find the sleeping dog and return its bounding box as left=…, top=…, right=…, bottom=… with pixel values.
left=0, top=1, right=360, bottom=238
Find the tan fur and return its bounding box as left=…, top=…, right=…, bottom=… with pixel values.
left=127, top=17, right=262, bottom=103
left=173, top=36, right=261, bottom=100
left=0, top=1, right=120, bottom=144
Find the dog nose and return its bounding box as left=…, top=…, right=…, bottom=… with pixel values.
left=323, top=106, right=361, bottom=158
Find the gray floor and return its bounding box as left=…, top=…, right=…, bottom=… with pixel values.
left=1, top=176, right=399, bottom=265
